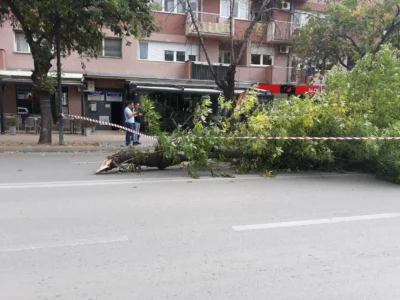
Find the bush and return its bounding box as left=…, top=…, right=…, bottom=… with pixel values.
left=5, top=116, right=18, bottom=127
left=81, top=120, right=96, bottom=128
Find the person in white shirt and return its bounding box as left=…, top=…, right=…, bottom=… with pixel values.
left=124, top=102, right=135, bottom=146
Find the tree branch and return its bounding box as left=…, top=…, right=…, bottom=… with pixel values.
left=374, top=13, right=400, bottom=55
left=337, top=54, right=349, bottom=70
left=337, top=33, right=364, bottom=55
left=234, top=0, right=271, bottom=65
left=230, top=0, right=235, bottom=67
left=185, top=0, right=224, bottom=89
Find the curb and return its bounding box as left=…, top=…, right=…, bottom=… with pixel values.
left=0, top=146, right=124, bottom=153
left=0, top=143, right=155, bottom=153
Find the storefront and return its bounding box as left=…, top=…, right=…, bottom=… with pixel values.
left=128, top=83, right=223, bottom=131
left=0, top=70, right=84, bottom=126
left=85, top=88, right=125, bottom=130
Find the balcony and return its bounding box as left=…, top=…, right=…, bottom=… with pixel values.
left=266, top=66, right=307, bottom=84
left=266, top=20, right=293, bottom=43
left=186, top=12, right=232, bottom=37
left=187, top=62, right=269, bottom=83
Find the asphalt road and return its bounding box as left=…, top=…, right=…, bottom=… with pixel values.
left=0, top=153, right=400, bottom=300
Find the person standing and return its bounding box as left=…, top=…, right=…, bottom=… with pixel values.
left=133, top=102, right=142, bottom=145
left=124, top=102, right=135, bottom=146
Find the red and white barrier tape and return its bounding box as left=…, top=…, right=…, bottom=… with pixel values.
left=60, top=114, right=158, bottom=141
left=192, top=136, right=400, bottom=141
left=61, top=114, right=400, bottom=142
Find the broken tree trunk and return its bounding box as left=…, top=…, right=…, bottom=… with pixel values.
left=96, top=147, right=247, bottom=174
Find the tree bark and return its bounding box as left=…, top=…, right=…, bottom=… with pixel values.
left=32, top=76, right=54, bottom=144
left=223, top=64, right=237, bottom=102
left=96, top=148, right=249, bottom=174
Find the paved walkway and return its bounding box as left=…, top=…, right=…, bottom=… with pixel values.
left=0, top=131, right=156, bottom=152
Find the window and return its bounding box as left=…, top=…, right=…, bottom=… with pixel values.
left=103, top=38, right=122, bottom=57
left=237, top=0, right=249, bottom=20
left=15, top=32, right=30, bottom=53
left=251, top=46, right=274, bottom=66
left=221, top=0, right=249, bottom=20
left=164, top=50, right=174, bottom=61
left=219, top=51, right=231, bottom=64
left=188, top=55, right=196, bottom=61
left=221, top=0, right=230, bottom=17
left=141, top=42, right=198, bottom=62
left=251, top=54, right=273, bottom=66
left=139, top=42, right=148, bottom=60
left=251, top=54, right=261, bottom=65
left=177, top=0, right=186, bottom=13
left=176, top=51, right=186, bottom=62
left=157, top=0, right=186, bottom=13
left=164, top=0, right=174, bottom=12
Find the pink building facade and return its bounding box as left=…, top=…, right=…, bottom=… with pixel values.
left=0, top=0, right=326, bottom=128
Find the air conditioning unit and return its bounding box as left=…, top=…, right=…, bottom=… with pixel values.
left=85, top=81, right=95, bottom=92
left=282, top=2, right=291, bottom=11
left=280, top=45, right=290, bottom=54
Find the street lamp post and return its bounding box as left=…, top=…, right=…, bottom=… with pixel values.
left=0, top=84, right=5, bottom=134
left=55, top=8, right=64, bottom=145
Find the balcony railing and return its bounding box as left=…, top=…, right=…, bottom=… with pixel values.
left=186, top=12, right=232, bottom=36
left=188, top=62, right=270, bottom=83
left=266, top=20, right=293, bottom=43
left=191, top=62, right=230, bottom=81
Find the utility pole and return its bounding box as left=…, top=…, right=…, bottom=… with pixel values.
left=55, top=3, right=64, bottom=145
left=0, top=84, right=4, bottom=134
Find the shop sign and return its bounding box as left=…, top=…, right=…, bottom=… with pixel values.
left=106, top=91, right=123, bottom=102
left=87, top=91, right=105, bottom=101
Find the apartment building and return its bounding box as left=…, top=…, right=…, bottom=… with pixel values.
left=0, top=0, right=326, bottom=129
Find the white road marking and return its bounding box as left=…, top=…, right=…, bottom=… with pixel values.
left=233, top=213, right=400, bottom=231
left=0, top=236, right=129, bottom=253
left=0, top=176, right=263, bottom=189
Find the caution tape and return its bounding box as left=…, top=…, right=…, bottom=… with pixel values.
left=61, top=114, right=400, bottom=142
left=192, top=136, right=400, bottom=141
left=60, top=113, right=158, bottom=141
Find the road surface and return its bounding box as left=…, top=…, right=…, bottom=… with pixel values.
left=0, top=152, right=399, bottom=300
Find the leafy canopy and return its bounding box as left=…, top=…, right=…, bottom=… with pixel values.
left=0, top=0, right=158, bottom=71
left=293, top=0, right=400, bottom=71
left=143, top=45, right=400, bottom=183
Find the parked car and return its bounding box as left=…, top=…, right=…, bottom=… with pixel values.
left=17, top=107, right=29, bottom=116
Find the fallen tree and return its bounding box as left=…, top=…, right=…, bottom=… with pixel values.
left=97, top=45, right=400, bottom=183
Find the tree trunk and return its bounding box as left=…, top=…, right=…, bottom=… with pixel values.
left=96, top=148, right=249, bottom=174
left=38, top=91, right=54, bottom=144
left=222, top=65, right=237, bottom=101
left=32, top=79, right=54, bottom=144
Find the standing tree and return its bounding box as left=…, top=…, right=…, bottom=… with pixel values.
left=185, top=0, right=272, bottom=103
left=0, top=0, right=158, bottom=144
left=293, top=0, right=400, bottom=72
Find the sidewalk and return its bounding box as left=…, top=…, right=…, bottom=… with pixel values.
left=0, top=131, right=156, bottom=153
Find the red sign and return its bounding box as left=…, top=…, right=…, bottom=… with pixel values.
left=256, top=84, right=282, bottom=94
left=255, top=83, right=326, bottom=95
left=295, top=85, right=322, bottom=95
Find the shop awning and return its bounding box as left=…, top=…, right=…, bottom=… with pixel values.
left=0, top=70, right=83, bottom=86
left=129, top=81, right=223, bottom=95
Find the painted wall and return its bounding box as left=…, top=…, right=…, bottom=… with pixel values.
left=67, top=86, right=82, bottom=116
left=3, top=84, right=17, bottom=113
left=153, top=12, right=186, bottom=36
left=203, top=0, right=220, bottom=14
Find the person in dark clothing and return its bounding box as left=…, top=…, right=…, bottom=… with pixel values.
left=133, top=102, right=142, bottom=145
